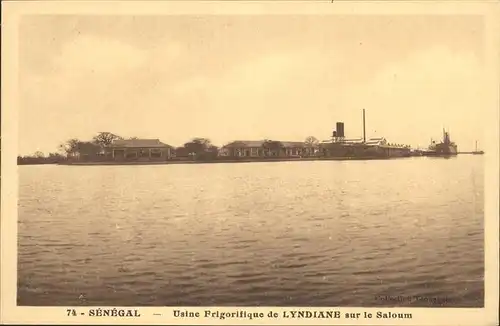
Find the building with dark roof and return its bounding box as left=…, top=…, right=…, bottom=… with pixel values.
left=105, top=139, right=175, bottom=161
left=219, top=140, right=310, bottom=158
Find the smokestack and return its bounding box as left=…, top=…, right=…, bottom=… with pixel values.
left=362, top=109, right=366, bottom=143
left=336, top=122, right=345, bottom=138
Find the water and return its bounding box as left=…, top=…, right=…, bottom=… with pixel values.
left=17, top=156, right=484, bottom=307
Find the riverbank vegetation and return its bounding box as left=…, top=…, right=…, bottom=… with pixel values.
left=18, top=132, right=325, bottom=165
left=18, top=132, right=230, bottom=165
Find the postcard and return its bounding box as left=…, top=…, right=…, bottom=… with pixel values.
left=1, top=0, right=499, bottom=325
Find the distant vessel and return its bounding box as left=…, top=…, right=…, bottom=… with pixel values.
left=427, top=129, right=458, bottom=156
left=472, top=141, right=484, bottom=155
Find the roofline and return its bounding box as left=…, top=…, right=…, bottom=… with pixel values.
left=223, top=140, right=306, bottom=147
left=107, top=145, right=174, bottom=148
left=107, top=139, right=174, bottom=148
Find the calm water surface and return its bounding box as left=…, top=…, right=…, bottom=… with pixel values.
left=18, top=156, right=484, bottom=307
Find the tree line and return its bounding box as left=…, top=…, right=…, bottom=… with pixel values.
left=17, top=132, right=322, bottom=165
left=18, top=132, right=125, bottom=165
left=18, top=132, right=227, bottom=164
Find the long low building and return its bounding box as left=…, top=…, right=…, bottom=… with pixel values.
left=105, top=139, right=175, bottom=161
left=73, top=139, right=176, bottom=162
left=219, top=137, right=411, bottom=159
left=219, top=140, right=317, bottom=158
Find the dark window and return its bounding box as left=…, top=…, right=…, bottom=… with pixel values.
left=151, top=149, right=162, bottom=158
left=126, top=151, right=138, bottom=158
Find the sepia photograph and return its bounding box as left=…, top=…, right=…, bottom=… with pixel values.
left=1, top=1, right=499, bottom=325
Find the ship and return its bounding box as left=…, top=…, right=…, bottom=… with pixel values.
left=426, top=129, right=458, bottom=156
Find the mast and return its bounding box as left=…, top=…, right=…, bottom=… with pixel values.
left=362, top=109, right=366, bottom=143
left=475, top=140, right=478, bottom=152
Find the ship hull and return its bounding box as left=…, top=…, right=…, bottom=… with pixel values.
left=427, top=129, right=458, bottom=156
left=425, top=144, right=458, bottom=156
left=435, top=144, right=458, bottom=155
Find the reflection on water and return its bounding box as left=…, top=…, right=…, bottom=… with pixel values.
left=18, top=156, right=484, bottom=307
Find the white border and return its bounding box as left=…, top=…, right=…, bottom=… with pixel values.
left=1, top=1, right=499, bottom=325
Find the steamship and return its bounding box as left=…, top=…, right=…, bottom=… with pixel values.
left=426, top=129, right=458, bottom=156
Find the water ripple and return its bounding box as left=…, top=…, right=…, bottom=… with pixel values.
left=18, top=158, right=484, bottom=307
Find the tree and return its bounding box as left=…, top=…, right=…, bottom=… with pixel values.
left=262, top=140, right=284, bottom=157
left=184, top=138, right=212, bottom=155
left=304, top=136, right=319, bottom=156
left=59, top=138, right=81, bottom=156
left=76, top=141, right=101, bottom=155
left=59, top=138, right=102, bottom=158
left=305, top=136, right=319, bottom=147
left=174, top=146, right=189, bottom=158
left=202, top=145, right=219, bottom=160
left=182, top=138, right=218, bottom=160
left=192, top=138, right=212, bottom=148
left=92, top=132, right=123, bottom=146
left=34, top=151, right=45, bottom=158
left=48, top=152, right=63, bottom=159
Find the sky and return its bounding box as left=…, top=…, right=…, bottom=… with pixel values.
left=18, top=15, right=485, bottom=155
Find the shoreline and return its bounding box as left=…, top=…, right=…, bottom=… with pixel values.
left=56, top=156, right=410, bottom=166
left=17, top=153, right=475, bottom=166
